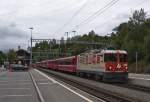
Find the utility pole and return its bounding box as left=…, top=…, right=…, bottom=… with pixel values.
left=65, top=32, right=69, bottom=40
left=49, top=41, right=51, bottom=59
left=65, top=32, right=69, bottom=56
left=29, top=27, right=33, bottom=65
left=72, top=31, right=76, bottom=36
left=135, top=51, right=138, bottom=73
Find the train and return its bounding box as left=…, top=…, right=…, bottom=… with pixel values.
left=34, top=49, right=128, bottom=82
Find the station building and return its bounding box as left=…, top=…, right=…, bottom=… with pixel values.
left=15, top=49, right=30, bottom=66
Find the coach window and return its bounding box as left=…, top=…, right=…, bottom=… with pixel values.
left=65, top=60, right=72, bottom=65
left=59, top=61, right=63, bottom=65
left=63, top=60, right=72, bottom=65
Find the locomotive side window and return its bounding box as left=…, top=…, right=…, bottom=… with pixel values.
left=104, top=54, right=117, bottom=62
left=79, top=56, right=84, bottom=64
left=97, top=55, right=102, bottom=63
left=100, top=55, right=103, bottom=62
left=119, top=54, right=127, bottom=62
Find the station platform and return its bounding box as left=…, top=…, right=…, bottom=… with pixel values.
left=0, top=71, right=39, bottom=102
left=0, top=70, right=104, bottom=102
left=129, top=73, right=150, bottom=87
left=30, top=69, right=103, bottom=102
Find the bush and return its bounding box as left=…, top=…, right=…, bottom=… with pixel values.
left=129, top=61, right=150, bottom=73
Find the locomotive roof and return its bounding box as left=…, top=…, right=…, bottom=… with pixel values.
left=101, top=50, right=127, bottom=54
left=80, top=49, right=127, bottom=55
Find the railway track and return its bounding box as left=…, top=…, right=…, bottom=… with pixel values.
left=75, top=72, right=150, bottom=94
left=29, top=71, right=45, bottom=102
left=113, top=83, right=150, bottom=94
left=38, top=68, right=137, bottom=102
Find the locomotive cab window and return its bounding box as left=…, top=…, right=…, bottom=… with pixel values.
left=104, top=53, right=117, bottom=62
left=119, top=54, right=127, bottom=62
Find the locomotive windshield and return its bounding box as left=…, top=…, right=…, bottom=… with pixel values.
left=119, top=54, right=127, bottom=62
left=104, top=54, right=117, bottom=62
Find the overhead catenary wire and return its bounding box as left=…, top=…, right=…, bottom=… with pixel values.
left=54, top=0, right=88, bottom=35
left=70, top=0, right=120, bottom=31
left=94, top=0, right=149, bottom=31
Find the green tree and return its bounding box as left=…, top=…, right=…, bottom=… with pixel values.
left=0, top=51, right=6, bottom=65
left=129, top=8, right=146, bottom=26
left=8, top=49, right=16, bottom=63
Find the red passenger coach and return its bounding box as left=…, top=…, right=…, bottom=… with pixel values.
left=36, top=62, right=41, bottom=68
left=57, top=56, right=77, bottom=72
left=47, top=60, right=56, bottom=70
left=48, top=60, right=58, bottom=70
left=47, top=56, right=77, bottom=73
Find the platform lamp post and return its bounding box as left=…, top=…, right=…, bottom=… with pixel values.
left=29, top=27, right=33, bottom=65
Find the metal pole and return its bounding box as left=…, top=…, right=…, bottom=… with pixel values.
left=135, top=51, right=138, bottom=73
left=29, top=27, right=33, bottom=65
left=65, top=32, right=69, bottom=56
left=72, top=31, right=76, bottom=36
left=65, top=32, right=69, bottom=39
left=30, top=30, right=32, bottom=65
left=49, top=42, right=51, bottom=59
left=59, top=41, right=60, bottom=57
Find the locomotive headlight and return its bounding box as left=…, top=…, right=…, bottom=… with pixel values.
left=109, top=66, right=112, bottom=70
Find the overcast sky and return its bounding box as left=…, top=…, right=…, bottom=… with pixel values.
left=0, top=0, right=150, bottom=50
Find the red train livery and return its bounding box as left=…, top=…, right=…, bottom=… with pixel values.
left=35, top=49, right=128, bottom=82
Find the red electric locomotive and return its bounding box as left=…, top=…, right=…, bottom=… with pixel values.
left=36, top=49, right=128, bottom=82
